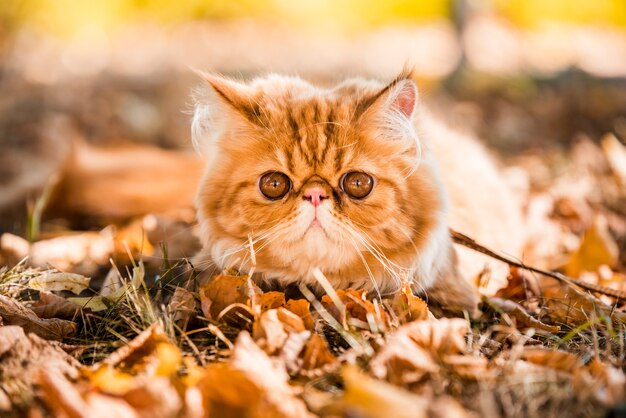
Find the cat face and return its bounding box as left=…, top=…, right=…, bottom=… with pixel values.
left=193, top=72, right=447, bottom=292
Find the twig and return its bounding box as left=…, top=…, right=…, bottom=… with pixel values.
left=450, top=228, right=626, bottom=302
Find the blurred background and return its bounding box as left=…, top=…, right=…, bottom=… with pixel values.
left=1, top=0, right=625, bottom=271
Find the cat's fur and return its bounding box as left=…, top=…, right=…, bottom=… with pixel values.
left=191, top=70, right=525, bottom=313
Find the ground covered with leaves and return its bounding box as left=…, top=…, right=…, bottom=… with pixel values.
left=0, top=132, right=626, bottom=418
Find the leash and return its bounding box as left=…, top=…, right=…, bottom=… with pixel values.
left=450, top=228, right=626, bottom=302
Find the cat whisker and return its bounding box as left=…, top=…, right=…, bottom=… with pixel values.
left=344, top=233, right=383, bottom=300
left=346, top=225, right=408, bottom=292
left=330, top=218, right=403, bottom=295
left=212, top=222, right=287, bottom=267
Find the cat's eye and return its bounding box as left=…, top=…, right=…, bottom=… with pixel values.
left=259, top=172, right=291, bottom=200
left=341, top=171, right=374, bottom=199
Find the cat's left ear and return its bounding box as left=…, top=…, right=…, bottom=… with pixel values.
left=358, top=73, right=419, bottom=143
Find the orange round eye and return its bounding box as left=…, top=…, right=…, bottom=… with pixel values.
left=259, top=172, right=291, bottom=200
left=341, top=171, right=374, bottom=199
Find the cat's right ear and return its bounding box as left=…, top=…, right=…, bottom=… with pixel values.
left=191, top=73, right=255, bottom=156
left=357, top=73, right=419, bottom=149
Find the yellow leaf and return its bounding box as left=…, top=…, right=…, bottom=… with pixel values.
left=565, top=216, right=619, bottom=277
left=155, top=343, right=182, bottom=377
left=90, top=367, right=136, bottom=395
left=342, top=365, right=428, bottom=418
left=67, top=262, right=145, bottom=312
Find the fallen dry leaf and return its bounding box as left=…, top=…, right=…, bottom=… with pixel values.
left=122, top=376, right=182, bottom=418
left=167, top=287, right=198, bottom=330
left=601, top=133, right=626, bottom=186
left=198, top=332, right=315, bottom=418
left=253, top=307, right=306, bottom=354
left=97, top=323, right=173, bottom=370
left=67, top=261, right=145, bottom=312
left=31, top=291, right=84, bottom=320
left=521, top=348, right=582, bottom=373
left=0, top=233, right=30, bottom=267
left=539, top=278, right=626, bottom=325
left=253, top=291, right=286, bottom=313
left=486, top=297, right=561, bottom=333
left=370, top=318, right=469, bottom=384
left=494, top=267, right=541, bottom=301
left=321, top=289, right=388, bottom=330
left=301, top=333, right=337, bottom=372
left=342, top=365, right=429, bottom=418
left=28, top=271, right=91, bottom=294
left=565, top=216, right=619, bottom=277
left=38, top=369, right=141, bottom=418
left=573, top=358, right=626, bottom=404
left=28, top=230, right=115, bottom=277
left=0, top=326, right=79, bottom=411
left=0, top=293, right=77, bottom=340
left=441, top=354, right=490, bottom=381
left=342, top=366, right=472, bottom=418
left=401, top=318, right=468, bottom=355
left=370, top=329, right=438, bottom=384
left=284, top=298, right=315, bottom=330
left=390, top=283, right=434, bottom=323
left=198, top=274, right=260, bottom=324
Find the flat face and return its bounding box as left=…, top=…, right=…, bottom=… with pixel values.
left=196, top=76, right=443, bottom=291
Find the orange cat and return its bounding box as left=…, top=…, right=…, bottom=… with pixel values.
left=191, top=70, right=525, bottom=313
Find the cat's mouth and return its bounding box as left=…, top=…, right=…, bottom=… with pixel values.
left=304, top=219, right=328, bottom=236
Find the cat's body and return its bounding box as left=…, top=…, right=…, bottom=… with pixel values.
left=192, top=72, right=525, bottom=313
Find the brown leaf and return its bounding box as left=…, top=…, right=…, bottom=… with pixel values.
left=573, top=358, right=626, bottom=404
left=401, top=318, right=468, bottom=355
left=486, top=297, right=560, bottom=333
left=321, top=289, right=388, bottom=329
left=37, top=369, right=91, bottom=418
left=390, top=283, right=433, bottom=323
left=122, top=377, right=182, bottom=418
left=0, top=326, right=79, bottom=411
left=370, top=332, right=437, bottom=384
left=167, top=287, right=198, bottom=329
left=301, top=333, right=337, bottom=372
left=370, top=318, right=468, bottom=384
left=198, top=274, right=260, bottom=325
left=494, top=267, right=540, bottom=301
left=197, top=332, right=315, bottom=418
left=521, top=348, right=581, bottom=373
left=31, top=291, right=84, bottom=320
left=252, top=291, right=286, bottom=313
left=38, top=369, right=140, bottom=418
left=442, top=355, right=491, bottom=381
left=284, top=298, right=314, bottom=330
left=0, top=293, right=77, bottom=340
left=98, top=323, right=172, bottom=371
left=540, top=278, right=626, bottom=325
left=252, top=308, right=306, bottom=354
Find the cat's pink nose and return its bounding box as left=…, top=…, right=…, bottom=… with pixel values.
left=303, top=187, right=328, bottom=207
